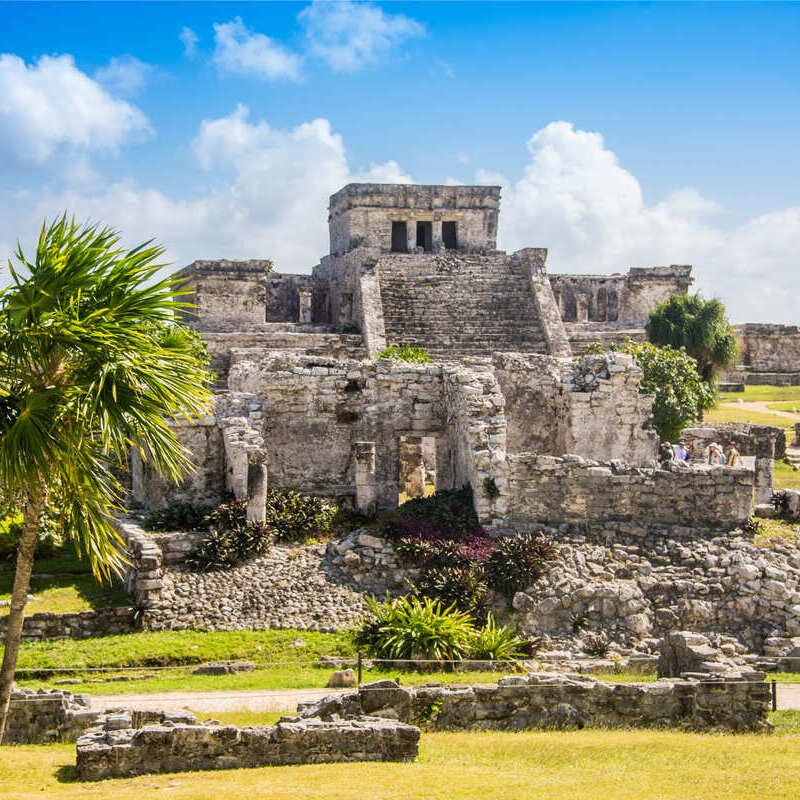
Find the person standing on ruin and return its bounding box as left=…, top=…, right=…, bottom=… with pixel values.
left=725, top=442, right=742, bottom=467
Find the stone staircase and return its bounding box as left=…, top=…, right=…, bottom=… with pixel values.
left=376, top=253, right=548, bottom=358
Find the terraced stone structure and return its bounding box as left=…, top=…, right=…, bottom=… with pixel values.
left=134, top=183, right=756, bottom=536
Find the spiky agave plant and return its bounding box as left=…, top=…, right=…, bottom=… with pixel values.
left=0, top=216, right=213, bottom=740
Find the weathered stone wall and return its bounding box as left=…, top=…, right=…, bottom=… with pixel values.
left=734, top=323, right=800, bottom=376
left=4, top=689, right=100, bottom=745
left=77, top=715, right=420, bottom=779
left=514, top=526, right=800, bottom=650
left=328, top=183, right=501, bottom=256
left=493, top=352, right=658, bottom=466
left=265, top=273, right=316, bottom=322
left=0, top=607, right=136, bottom=643
left=297, top=674, right=770, bottom=733
left=682, top=423, right=785, bottom=502
left=505, top=456, right=754, bottom=532
left=131, top=417, right=225, bottom=510
left=177, top=260, right=270, bottom=330
left=549, top=266, right=692, bottom=326
left=563, top=322, right=647, bottom=355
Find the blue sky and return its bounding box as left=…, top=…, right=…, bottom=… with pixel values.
left=1, top=1, right=799, bottom=322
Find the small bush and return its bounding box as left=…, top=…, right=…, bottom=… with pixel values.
left=0, top=509, right=62, bottom=563
left=581, top=632, right=610, bottom=657
left=186, top=500, right=273, bottom=572
left=485, top=531, right=557, bottom=600
left=383, top=486, right=481, bottom=540
left=376, top=343, right=431, bottom=363
left=411, top=564, right=489, bottom=617
left=265, top=489, right=337, bottom=542
left=353, top=595, right=474, bottom=661
left=144, top=502, right=214, bottom=532
left=468, top=613, right=528, bottom=661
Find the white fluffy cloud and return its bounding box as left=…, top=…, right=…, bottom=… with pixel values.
left=1, top=113, right=797, bottom=324
left=180, top=26, right=199, bottom=57
left=212, top=17, right=302, bottom=81
left=0, top=54, right=150, bottom=164
left=299, top=0, right=424, bottom=71
left=0, top=107, right=410, bottom=276
left=95, top=55, right=154, bottom=97
left=487, top=121, right=800, bottom=323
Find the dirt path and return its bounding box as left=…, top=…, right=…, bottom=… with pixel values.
left=87, top=687, right=346, bottom=714
left=723, top=400, right=800, bottom=421
left=85, top=684, right=800, bottom=713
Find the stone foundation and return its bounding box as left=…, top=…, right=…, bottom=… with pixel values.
left=4, top=689, right=100, bottom=745
left=297, top=674, right=770, bottom=733
left=76, top=715, right=419, bottom=780
left=0, top=606, right=137, bottom=643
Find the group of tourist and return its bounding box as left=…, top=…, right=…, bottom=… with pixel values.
left=659, top=440, right=742, bottom=468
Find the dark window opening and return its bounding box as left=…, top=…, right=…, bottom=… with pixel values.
left=416, top=221, right=433, bottom=253
left=391, top=221, right=408, bottom=253
left=607, top=290, right=619, bottom=322
left=442, top=221, right=457, bottom=250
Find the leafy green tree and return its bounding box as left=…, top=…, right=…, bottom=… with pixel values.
left=618, top=340, right=715, bottom=441
left=645, top=294, right=738, bottom=383
left=0, top=217, right=213, bottom=741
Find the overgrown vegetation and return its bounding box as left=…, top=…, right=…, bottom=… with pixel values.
left=646, top=293, right=738, bottom=383
left=184, top=490, right=338, bottom=571
left=185, top=499, right=273, bottom=571
left=144, top=502, right=215, bottom=532
left=353, top=594, right=528, bottom=663
left=618, top=340, right=715, bottom=441
left=383, top=487, right=557, bottom=615
left=376, top=343, right=431, bottom=363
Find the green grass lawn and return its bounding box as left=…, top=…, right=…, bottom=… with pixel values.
left=703, top=404, right=795, bottom=432
left=1, top=727, right=798, bottom=800
left=718, top=385, right=800, bottom=403
left=0, top=550, right=131, bottom=616
left=773, top=460, right=800, bottom=490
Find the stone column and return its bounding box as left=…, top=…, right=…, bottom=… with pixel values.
left=399, top=436, right=426, bottom=499
left=246, top=450, right=268, bottom=523
left=354, top=442, right=378, bottom=514
left=576, top=294, right=589, bottom=322
left=298, top=287, right=313, bottom=324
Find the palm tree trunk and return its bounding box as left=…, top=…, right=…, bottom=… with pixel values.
left=0, top=487, right=44, bottom=744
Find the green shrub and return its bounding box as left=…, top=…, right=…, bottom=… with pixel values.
left=353, top=595, right=474, bottom=661
left=144, top=502, right=215, bottom=532
left=376, top=343, right=431, bottom=363
left=411, top=564, right=489, bottom=617
left=485, top=532, right=557, bottom=600
left=468, top=613, right=528, bottom=661
left=186, top=500, right=273, bottom=572
left=0, top=509, right=62, bottom=564
left=265, top=489, right=337, bottom=542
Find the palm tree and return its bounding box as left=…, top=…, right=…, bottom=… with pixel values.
left=0, top=217, right=213, bottom=741
left=645, top=294, right=738, bottom=384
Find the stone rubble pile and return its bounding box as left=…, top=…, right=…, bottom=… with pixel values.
left=513, top=528, right=800, bottom=651
left=4, top=688, right=101, bottom=745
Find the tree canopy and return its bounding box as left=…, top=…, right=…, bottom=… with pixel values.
left=645, top=294, right=738, bottom=383
left=616, top=340, right=715, bottom=442
left=0, top=216, right=213, bottom=740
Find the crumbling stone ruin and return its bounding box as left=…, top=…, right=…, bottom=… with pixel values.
left=132, top=182, right=757, bottom=538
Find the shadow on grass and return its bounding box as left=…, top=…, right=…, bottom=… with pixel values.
left=54, top=764, right=80, bottom=783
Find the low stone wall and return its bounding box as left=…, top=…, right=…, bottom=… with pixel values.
left=297, top=674, right=770, bottom=733
left=76, top=715, right=419, bottom=780
left=0, top=606, right=137, bottom=643
left=114, top=518, right=164, bottom=608
left=506, top=455, right=754, bottom=532
left=4, top=689, right=100, bottom=745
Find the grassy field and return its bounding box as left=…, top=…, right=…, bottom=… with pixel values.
left=1, top=726, right=799, bottom=800
left=0, top=551, right=130, bottom=616
left=703, top=404, right=795, bottom=432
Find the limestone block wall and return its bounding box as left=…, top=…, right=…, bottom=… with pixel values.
left=492, top=352, right=658, bottom=466
left=328, top=183, right=501, bottom=256
left=682, top=423, right=785, bottom=503
left=176, top=260, right=270, bottom=331
left=0, top=607, right=136, bottom=643
left=297, top=674, right=770, bottom=733
left=550, top=266, right=692, bottom=326
left=77, top=715, right=419, bottom=780
left=265, top=273, right=315, bottom=322
left=505, top=456, right=754, bottom=532
left=228, top=353, right=453, bottom=506
left=5, top=689, right=100, bottom=745
left=734, top=323, right=800, bottom=375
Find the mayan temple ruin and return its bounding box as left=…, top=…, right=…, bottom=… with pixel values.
left=132, top=183, right=745, bottom=527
